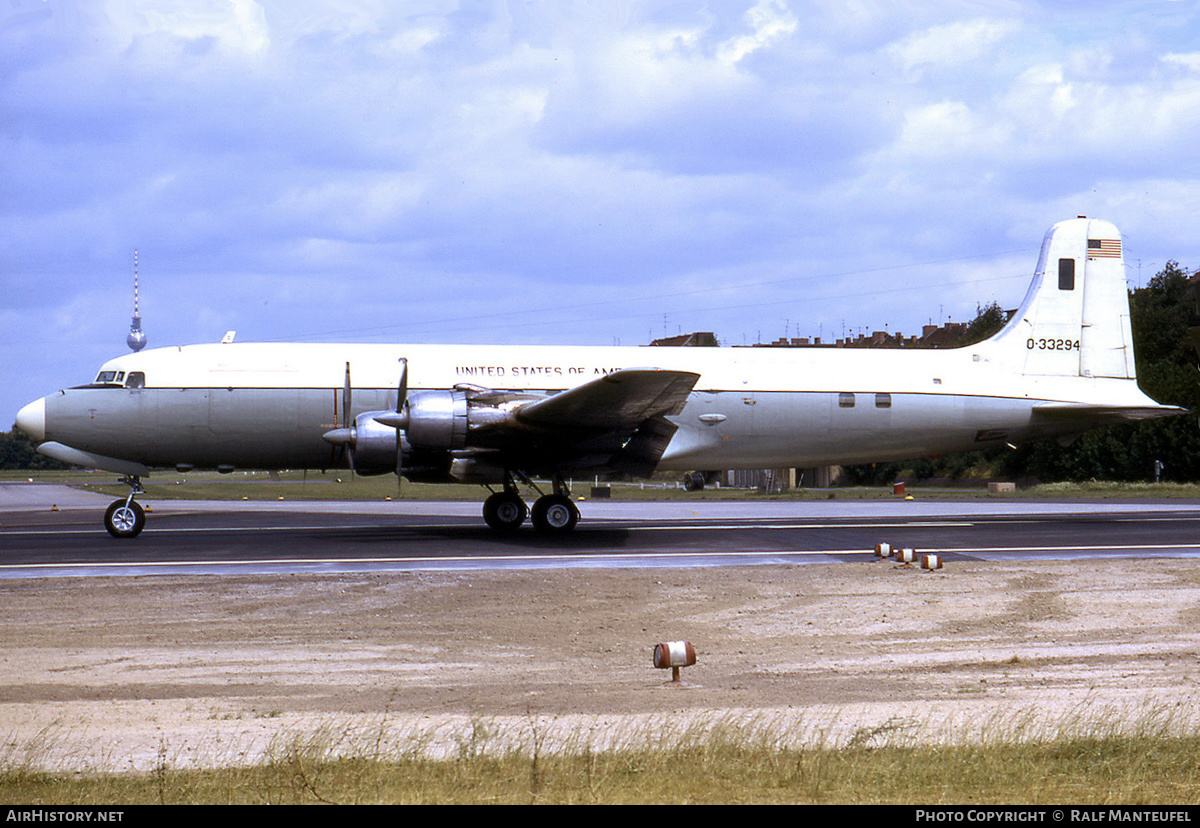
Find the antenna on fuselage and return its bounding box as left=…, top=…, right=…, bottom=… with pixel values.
left=126, top=249, right=147, bottom=352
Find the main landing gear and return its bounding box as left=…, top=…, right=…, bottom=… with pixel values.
left=104, top=475, right=146, bottom=539
left=482, top=473, right=580, bottom=535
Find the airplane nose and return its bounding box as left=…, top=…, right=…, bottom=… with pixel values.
left=15, top=398, right=46, bottom=443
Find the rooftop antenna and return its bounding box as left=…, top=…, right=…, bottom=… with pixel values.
left=126, top=249, right=147, bottom=352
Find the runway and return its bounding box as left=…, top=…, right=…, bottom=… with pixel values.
left=4, top=484, right=1200, bottom=578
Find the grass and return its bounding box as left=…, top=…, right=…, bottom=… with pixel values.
left=7, top=469, right=1200, bottom=503
left=2, top=709, right=1199, bottom=804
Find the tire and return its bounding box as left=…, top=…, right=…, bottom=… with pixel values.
left=530, top=494, right=579, bottom=534
left=104, top=499, right=146, bottom=539
left=483, top=492, right=527, bottom=532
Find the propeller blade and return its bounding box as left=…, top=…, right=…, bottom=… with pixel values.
left=343, top=362, right=356, bottom=477
left=396, top=358, right=408, bottom=481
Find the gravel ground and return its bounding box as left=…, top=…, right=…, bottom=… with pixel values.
left=2, top=558, right=1199, bottom=771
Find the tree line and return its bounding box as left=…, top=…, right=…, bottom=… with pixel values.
left=0, top=429, right=67, bottom=470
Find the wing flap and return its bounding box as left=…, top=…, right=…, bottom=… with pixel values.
left=608, top=415, right=681, bottom=477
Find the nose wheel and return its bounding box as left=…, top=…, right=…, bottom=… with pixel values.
left=104, top=499, right=146, bottom=538
left=104, top=476, right=146, bottom=538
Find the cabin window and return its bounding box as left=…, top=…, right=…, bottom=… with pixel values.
left=875, top=393, right=892, bottom=409
left=838, top=392, right=856, bottom=408
left=125, top=372, right=145, bottom=389
left=1058, top=258, right=1075, bottom=290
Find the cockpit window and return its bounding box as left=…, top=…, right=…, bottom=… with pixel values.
left=93, top=370, right=139, bottom=387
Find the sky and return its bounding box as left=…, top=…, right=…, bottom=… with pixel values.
left=3, top=0, right=1199, bottom=424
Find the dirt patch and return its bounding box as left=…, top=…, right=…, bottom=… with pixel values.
left=2, top=559, right=1199, bottom=770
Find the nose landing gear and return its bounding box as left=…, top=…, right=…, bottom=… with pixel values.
left=104, top=476, right=146, bottom=538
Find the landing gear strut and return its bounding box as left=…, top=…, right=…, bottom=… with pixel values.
left=481, top=473, right=580, bottom=535
left=104, top=475, right=146, bottom=539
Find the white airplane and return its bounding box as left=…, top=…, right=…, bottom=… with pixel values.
left=14, top=217, right=1185, bottom=538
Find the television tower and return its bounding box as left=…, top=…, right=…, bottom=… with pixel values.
left=126, top=249, right=147, bottom=352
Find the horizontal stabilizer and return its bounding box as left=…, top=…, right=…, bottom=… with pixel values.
left=1032, top=402, right=1189, bottom=423
left=516, top=368, right=700, bottom=432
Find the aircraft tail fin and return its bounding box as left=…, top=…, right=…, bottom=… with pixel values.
left=982, top=217, right=1136, bottom=379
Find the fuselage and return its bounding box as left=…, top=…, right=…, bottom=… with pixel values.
left=19, top=337, right=1159, bottom=477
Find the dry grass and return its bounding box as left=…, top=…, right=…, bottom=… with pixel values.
left=3, top=707, right=1200, bottom=805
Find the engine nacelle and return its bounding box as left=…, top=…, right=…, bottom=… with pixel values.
left=403, top=390, right=468, bottom=451
left=336, top=386, right=523, bottom=478
left=326, top=361, right=518, bottom=475
left=342, top=391, right=471, bottom=478
left=349, top=412, right=399, bottom=473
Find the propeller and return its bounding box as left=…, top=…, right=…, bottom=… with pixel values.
left=322, top=359, right=409, bottom=489
left=322, top=361, right=357, bottom=475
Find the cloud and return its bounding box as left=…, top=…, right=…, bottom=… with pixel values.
left=107, top=0, right=271, bottom=54
left=1162, top=51, right=1200, bottom=73
left=2, top=1, right=1198, bottom=423
left=887, top=17, right=1021, bottom=79
left=717, top=0, right=798, bottom=64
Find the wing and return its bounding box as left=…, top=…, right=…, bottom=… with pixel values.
left=515, top=368, right=699, bottom=431
left=460, top=368, right=701, bottom=478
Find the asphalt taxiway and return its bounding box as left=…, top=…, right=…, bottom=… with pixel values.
left=4, top=483, right=1200, bottom=578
